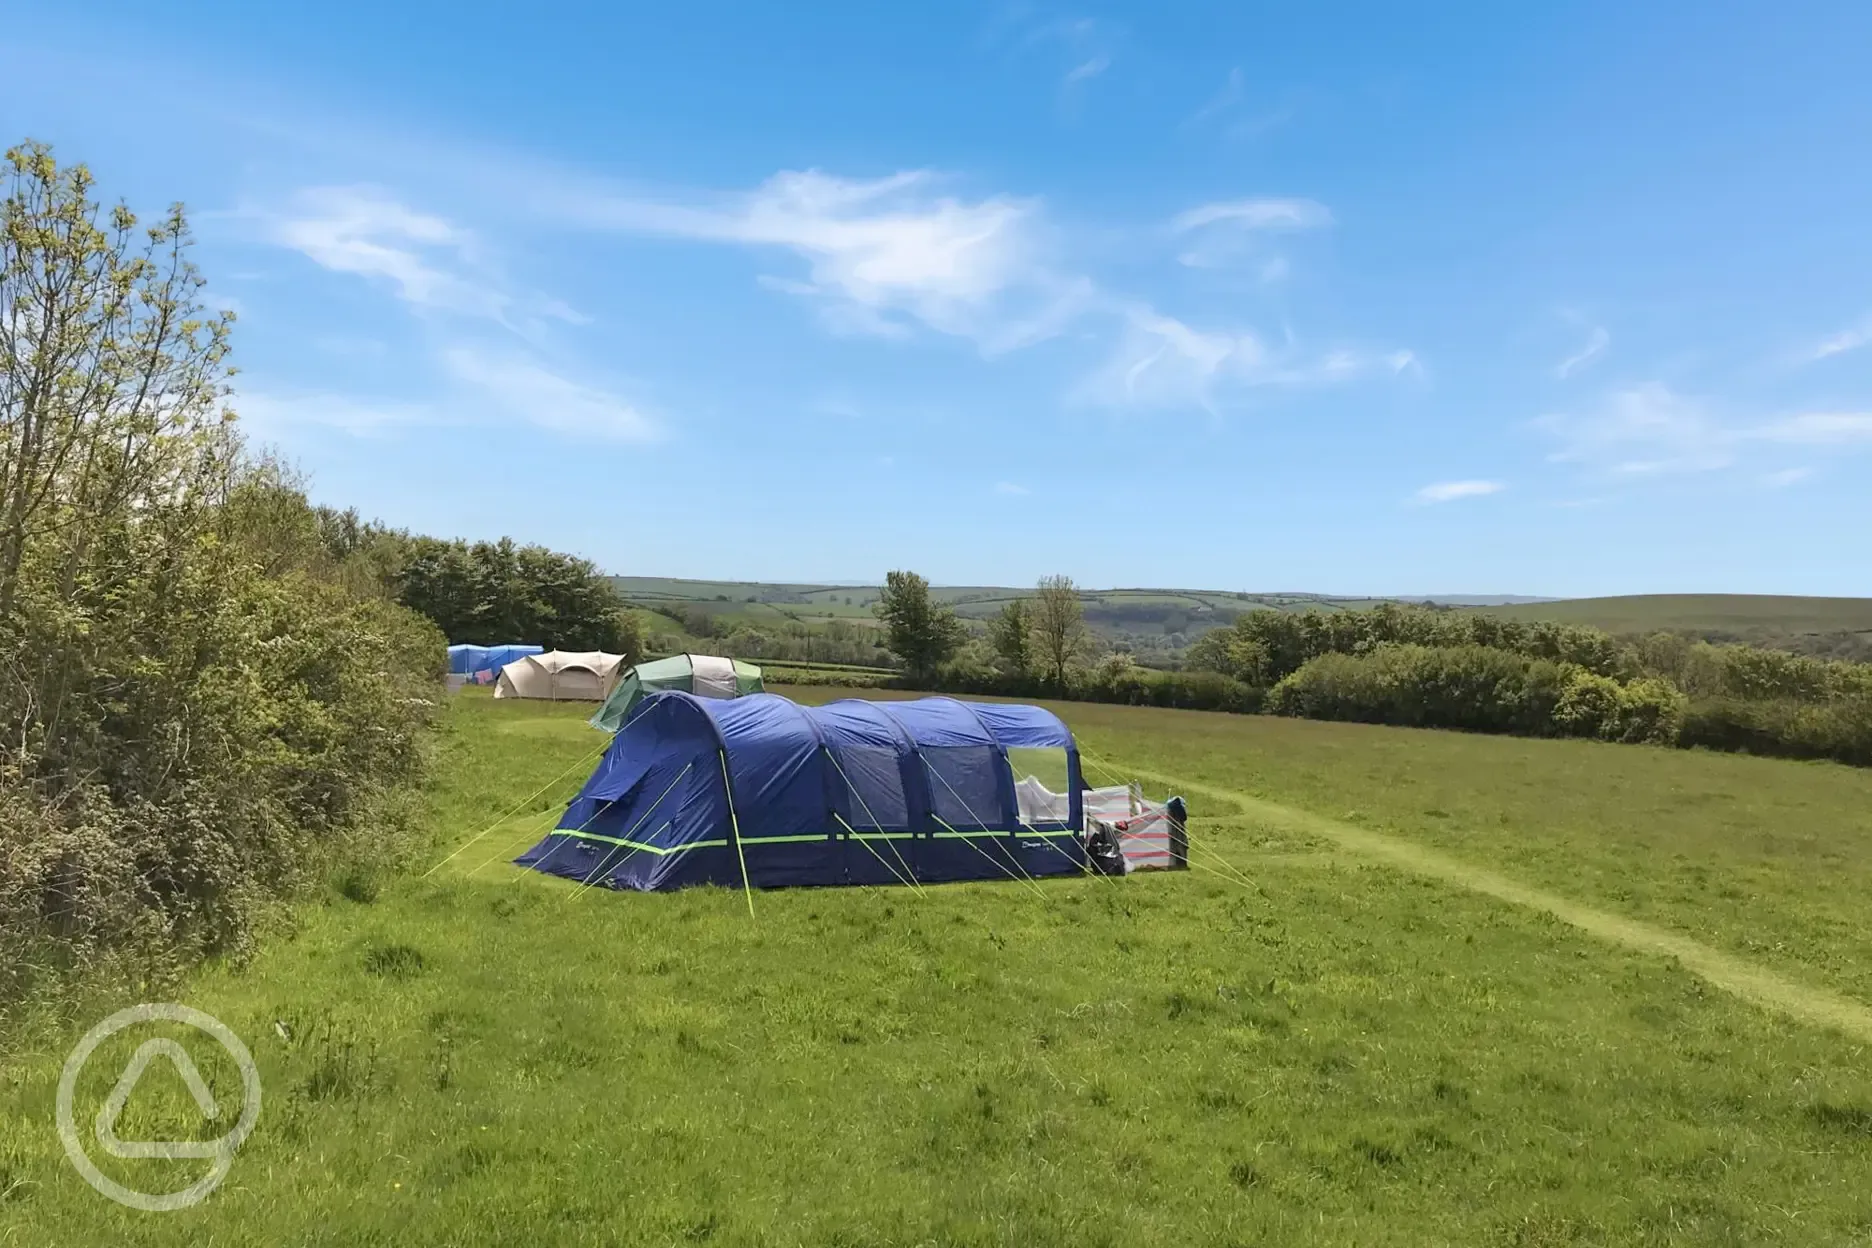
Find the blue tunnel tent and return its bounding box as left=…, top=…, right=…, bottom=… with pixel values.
left=515, top=692, right=1089, bottom=891
left=449, top=643, right=543, bottom=686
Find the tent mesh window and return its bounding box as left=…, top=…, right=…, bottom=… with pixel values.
left=922, top=745, right=1002, bottom=830
left=827, top=745, right=911, bottom=829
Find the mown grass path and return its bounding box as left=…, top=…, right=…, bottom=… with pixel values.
left=1119, top=761, right=1872, bottom=1045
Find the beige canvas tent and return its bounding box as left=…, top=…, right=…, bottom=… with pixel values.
left=493, top=650, right=627, bottom=702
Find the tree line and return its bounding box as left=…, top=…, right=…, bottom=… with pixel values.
left=868, top=572, right=1872, bottom=769
left=314, top=515, right=644, bottom=657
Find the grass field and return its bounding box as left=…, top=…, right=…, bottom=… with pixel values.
left=6, top=690, right=1872, bottom=1245
left=1473, top=593, right=1872, bottom=638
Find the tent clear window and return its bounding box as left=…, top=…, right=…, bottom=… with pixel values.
left=1008, top=747, right=1073, bottom=826
left=921, top=746, right=1002, bottom=830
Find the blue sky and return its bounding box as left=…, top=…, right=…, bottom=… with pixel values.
left=10, top=2, right=1872, bottom=596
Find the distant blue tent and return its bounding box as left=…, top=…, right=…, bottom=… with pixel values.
left=448, top=643, right=542, bottom=685
left=516, top=692, right=1088, bottom=891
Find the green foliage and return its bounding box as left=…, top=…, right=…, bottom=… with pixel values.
left=1030, top=574, right=1090, bottom=686
left=1190, top=602, right=1631, bottom=685
left=388, top=535, right=640, bottom=656
left=1171, top=602, right=1868, bottom=764
left=1555, top=671, right=1688, bottom=744
left=986, top=598, right=1032, bottom=676
left=1264, top=644, right=1571, bottom=735
left=874, top=569, right=964, bottom=680
left=910, top=654, right=1264, bottom=714
left=1681, top=695, right=1872, bottom=767
left=0, top=143, right=442, bottom=1013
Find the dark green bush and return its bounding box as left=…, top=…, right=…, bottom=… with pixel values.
left=1265, top=645, right=1569, bottom=735
left=1681, top=696, right=1872, bottom=767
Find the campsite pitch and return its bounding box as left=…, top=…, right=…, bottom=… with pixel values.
left=4, top=689, right=1872, bottom=1245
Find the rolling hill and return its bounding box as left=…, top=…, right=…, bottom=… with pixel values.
left=610, top=578, right=1872, bottom=664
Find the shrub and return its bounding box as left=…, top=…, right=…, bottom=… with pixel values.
left=1610, top=677, right=1689, bottom=745
left=1555, top=672, right=1687, bottom=745
left=1681, top=696, right=1872, bottom=767
left=0, top=144, right=444, bottom=1014
left=1266, top=645, right=1568, bottom=736
left=1555, top=670, right=1623, bottom=739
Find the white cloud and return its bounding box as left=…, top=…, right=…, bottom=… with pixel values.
left=1413, top=480, right=1505, bottom=504
left=995, top=13, right=1122, bottom=96
left=1554, top=325, right=1609, bottom=378
left=234, top=390, right=432, bottom=439
left=252, top=186, right=579, bottom=332
left=994, top=481, right=1030, bottom=495
left=1184, top=68, right=1245, bottom=128
left=1537, top=383, right=1735, bottom=476
left=1763, top=467, right=1813, bottom=488
left=1751, top=412, right=1872, bottom=445
left=1807, top=316, right=1872, bottom=362
left=1180, top=67, right=1293, bottom=140
left=554, top=169, right=1088, bottom=352
left=519, top=165, right=1396, bottom=410
left=1539, top=385, right=1872, bottom=479
left=440, top=349, right=658, bottom=442
left=1172, top=199, right=1332, bottom=234
left=1172, top=198, right=1331, bottom=271
left=202, top=289, right=246, bottom=318
left=1079, top=305, right=1414, bottom=409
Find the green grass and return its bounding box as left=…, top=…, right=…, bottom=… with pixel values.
left=1473, top=593, right=1872, bottom=637
left=6, top=692, right=1872, bottom=1244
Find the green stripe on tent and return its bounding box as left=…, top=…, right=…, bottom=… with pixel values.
left=549, top=829, right=729, bottom=856
left=548, top=826, right=1074, bottom=853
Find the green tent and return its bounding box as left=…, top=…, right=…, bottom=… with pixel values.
left=589, top=653, right=765, bottom=732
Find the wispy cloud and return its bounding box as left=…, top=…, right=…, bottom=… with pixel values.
left=521, top=166, right=1401, bottom=411
left=1539, top=384, right=1872, bottom=478
left=1079, top=305, right=1415, bottom=410
left=1180, top=67, right=1294, bottom=140
left=1554, top=324, right=1609, bottom=378
left=249, top=185, right=582, bottom=333
left=981, top=9, right=1121, bottom=101
left=1172, top=198, right=1332, bottom=234
left=1753, top=412, right=1872, bottom=444
left=994, top=481, right=1030, bottom=495
left=1806, top=315, right=1872, bottom=362
left=555, top=169, right=1087, bottom=352
left=440, top=348, right=658, bottom=441
left=234, top=390, right=433, bottom=439
left=1413, top=480, right=1505, bottom=505
left=1537, top=383, right=1735, bottom=476
left=1184, top=68, right=1244, bottom=129
left=235, top=349, right=660, bottom=445
left=1171, top=197, right=1331, bottom=271
left=1763, top=467, right=1813, bottom=488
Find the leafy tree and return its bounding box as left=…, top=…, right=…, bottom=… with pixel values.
left=1030, top=574, right=1089, bottom=686
left=874, top=569, right=963, bottom=680
left=987, top=598, right=1033, bottom=676
left=383, top=535, right=639, bottom=656
left=0, top=141, right=442, bottom=1002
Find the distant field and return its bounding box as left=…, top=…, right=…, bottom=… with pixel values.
left=610, top=576, right=1427, bottom=643
left=11, top=691, right=1872, bottom=1243
left=1473, top=593, right=1872, bottom=638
